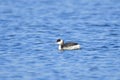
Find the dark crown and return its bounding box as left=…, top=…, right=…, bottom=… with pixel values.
left=57, top=39, right=61, bottom=42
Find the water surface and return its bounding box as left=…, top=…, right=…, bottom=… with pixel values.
left=0, top=0, right=120, bottom=80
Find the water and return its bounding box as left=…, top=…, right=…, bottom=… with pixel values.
left=0, top=0, right=120, bottom=80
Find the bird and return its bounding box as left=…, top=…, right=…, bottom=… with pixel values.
left=56, top=39, right=80, bottom=50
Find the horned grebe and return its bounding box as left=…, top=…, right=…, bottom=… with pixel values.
left=56, top=39, right=80, bottom=50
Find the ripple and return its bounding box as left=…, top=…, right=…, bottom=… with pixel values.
left=0, top=0, right=120, bottom=80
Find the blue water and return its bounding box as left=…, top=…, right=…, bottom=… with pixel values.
left=0, top=0, right=120, bottom=80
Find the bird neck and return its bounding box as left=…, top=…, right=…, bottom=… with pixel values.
left=58, top=44, right=64, bottom=50
left=58, top=45, right=62, bottom=50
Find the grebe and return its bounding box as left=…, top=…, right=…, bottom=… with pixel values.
left=56, top=39, right=80, bottom=50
